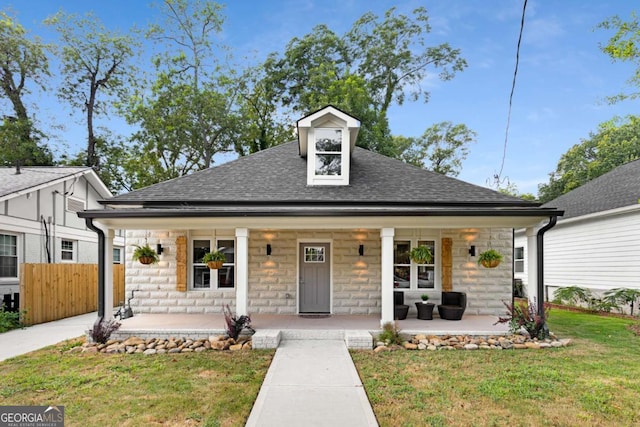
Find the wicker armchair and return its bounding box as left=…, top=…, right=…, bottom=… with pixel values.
left=437, top=291, right=467, bottom=320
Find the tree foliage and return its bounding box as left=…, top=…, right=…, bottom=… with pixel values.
left=263, top=6, right=467, bottom=156
left=398, top=121, right=476, bottom=176
left=598, top=12, right=640, bottom=103
left=46, top=11, right=138, bottom=169
left=0, top=10, right=52, bottom=166
left=538, top=116, right=640, bottom=203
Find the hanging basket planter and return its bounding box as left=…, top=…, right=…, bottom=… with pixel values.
left=480, top=259, right=501, bottom=268
left=139, top=256, right=156, bottom=265
left=207, top=260, right=224, bottom=270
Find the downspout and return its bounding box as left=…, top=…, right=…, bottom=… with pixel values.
left=536, top=216, right=557, bottom=335
left=85, top=218, right=105, bottom=327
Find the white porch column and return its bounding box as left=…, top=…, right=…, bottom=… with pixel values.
left=380, top=227, right=395, bottom=326
left=104, top=228, right=115, bottom=319
left=235, top=228, right=249, bottom=316
left=526, top=227, right=538, bottom=303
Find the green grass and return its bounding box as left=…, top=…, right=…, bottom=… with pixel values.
left=0, top=339, right=274, bottom=426
left=352, top=310, right=640, bottom=427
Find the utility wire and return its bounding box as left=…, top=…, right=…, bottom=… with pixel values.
left=494, top=0, right=528, bottom=186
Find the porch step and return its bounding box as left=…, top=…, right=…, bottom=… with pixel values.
left=252, top=329, right=281, bottom=349
left=344, top=330, right=374, bottom=350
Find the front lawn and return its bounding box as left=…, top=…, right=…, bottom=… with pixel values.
left=352, top=310, right=640, bottom=427
left=0, top=339, right=274, bottom=426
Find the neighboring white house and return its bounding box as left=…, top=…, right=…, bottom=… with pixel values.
left=0, top=166, right=125, bottom=297
left=515, top=158, right=640, bottom=301
left=79, top=106, right=562, bottom=327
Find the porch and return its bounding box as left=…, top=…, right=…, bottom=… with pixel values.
left=110, top=313, right=510, bottom=345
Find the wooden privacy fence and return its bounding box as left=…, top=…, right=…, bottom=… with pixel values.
left=19, top=264, right=125, bottom=326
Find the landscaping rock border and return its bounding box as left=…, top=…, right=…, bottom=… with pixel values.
left=74, top=335, right=252, bottom=355
left=374, top=333, right=571, bottom=352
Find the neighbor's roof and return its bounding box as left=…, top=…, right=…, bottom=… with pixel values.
left=0, top=166, right=111, bottom=200
left=102, top=142, right=542, bottom=206
left=542, top=158, right=640, bottom=220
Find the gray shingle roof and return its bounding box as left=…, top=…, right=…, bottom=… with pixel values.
left=0, top=166, right=91, bottom=198
left=542, top=158, right=640, bottom=219
left=107, top=141, right=537, bottom=207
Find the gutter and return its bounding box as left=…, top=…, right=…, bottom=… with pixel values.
left=536, top=215, right=558, bottom=336
left=85, top=218, right=105, bottom=328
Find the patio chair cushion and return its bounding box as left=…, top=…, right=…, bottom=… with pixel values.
left=437, top=291, right=467, bottom=321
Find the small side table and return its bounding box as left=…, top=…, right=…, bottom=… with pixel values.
left=415, top=302, right=435, bottom=320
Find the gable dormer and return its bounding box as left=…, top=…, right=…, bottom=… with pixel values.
left=297, top=106, right=360, bottom=186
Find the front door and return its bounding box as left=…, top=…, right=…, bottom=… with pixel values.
left=299, top=243, right=331, bottom=313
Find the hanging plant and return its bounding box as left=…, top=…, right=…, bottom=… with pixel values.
left=478, top=249, right=503, bottom=268
left=409, top=245, right=433, bottom=264
left=202, top=250, right=226, bottom=269
left=132, top=244, right=159, bottom=265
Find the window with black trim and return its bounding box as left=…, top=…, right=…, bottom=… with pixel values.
left=514, top=247, right=524, bottom=273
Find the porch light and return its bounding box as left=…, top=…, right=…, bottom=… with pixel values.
left=358, top=244, right=364, bottom=256
left=468, top=245, right=476, bottom=256
left=156, top=243, right=164, bottom=255
left=266, top=244, right=272, bottom=256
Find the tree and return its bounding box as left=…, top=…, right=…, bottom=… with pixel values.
left=398, top=121, right=476, bottom=177
left=538, top=116, right=640, bottom=203
left=46, top=11, right=138, bottom=169
left=265, top=6, right=467, bottom=155
left=598, top=12, right=640, bottom=103
left=124, top=0, right=237, bottom=187
left=0, top=10, right=53, bottom=166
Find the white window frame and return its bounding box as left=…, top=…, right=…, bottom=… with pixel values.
left=514, top=246, right=524, bottom=273
left=60, top=239, right=77, bottom=263
left=314, top=128, right=343, bottom=177
left=113, top=247, right=122, bottom=264
left=189, top=236, right=235, bottom=291
left=393, top=238, right=438, bottom=291
left=0, top=232, right=19, bottom=282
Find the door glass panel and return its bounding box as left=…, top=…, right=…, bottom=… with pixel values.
left=304, top=247, right=325, bottom=263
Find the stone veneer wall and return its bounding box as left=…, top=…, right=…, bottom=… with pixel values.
left=442, top=228, right=513, bottom=316
left=248, top=230, right=381, bottom=315
left=126, top=230, right=235, bottom=314
left=125, top=228, right=511, bottom=317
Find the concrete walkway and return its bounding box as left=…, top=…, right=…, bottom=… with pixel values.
left=0, top=312, right=96, bottom=362
left=246, top=339, right=378, bottom=427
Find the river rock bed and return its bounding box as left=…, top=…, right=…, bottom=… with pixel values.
left=375, top=333, right=572, bottom=352
left=74, top=335, right=252, bottom=354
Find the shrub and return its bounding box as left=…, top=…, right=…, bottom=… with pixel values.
left=553, top=286, right=592, bottom=306
left=223, top=305, right=253, bottom=340
left=0, top=305, right=22, bottom=333
left=378, top=321, right=403, bottom=346
left=89, top=319, right=121, bottom=344
left=495, top=299, right=550, bottom=339
left=604, top=288, right=640, bottom=316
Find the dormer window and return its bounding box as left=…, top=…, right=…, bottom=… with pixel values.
left=315, top=128, right=342, bottom=176
left=297, top=106, right=360, bottom=186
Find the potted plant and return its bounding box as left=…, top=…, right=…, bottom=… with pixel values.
left=132, top=244, right=159, bottom=265
left=478, top=248, right=503, bottom=268
left=202, top=250, right=226, bottom=269
left=415, top=294, right=434, bottom=320
left=409, top=245, right=433, bottom=264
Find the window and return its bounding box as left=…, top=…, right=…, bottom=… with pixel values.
left=394, top=239, right=436, bottom=290
left=0, top=234, right=18, bottom=278
left=314, top=128, right=342, bottom=176
left=304, top=246, right=325, bottom=263
left=113, top=248, right=122, bottom=264
left=61, top=240, right=76, bottom=262
left=514, top=247, right=524, bottom=273
left=192, top=238, right=235, bottom=289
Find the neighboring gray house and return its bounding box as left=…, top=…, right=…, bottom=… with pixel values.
left=515, top=158, right=640, bottom=301
left=0, top=166, right=125, bottom=296
left=79, top=106, right=561, bottom=326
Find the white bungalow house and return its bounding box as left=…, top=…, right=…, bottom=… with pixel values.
left=78, top=106, right=562, bottom=327
left=515, top=158, right=640, bottom=302
left=0, top=166, right=125, bottom=299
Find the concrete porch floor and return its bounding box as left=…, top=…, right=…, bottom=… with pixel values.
left=116, top=313, right=509, bottom=338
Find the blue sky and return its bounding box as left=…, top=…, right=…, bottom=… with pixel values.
left=4, top=0, right=639, bottom=195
